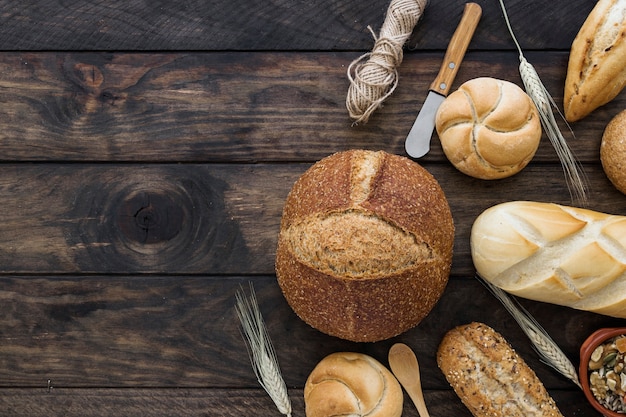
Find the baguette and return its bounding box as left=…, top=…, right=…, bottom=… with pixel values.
left=437, top=322, right=564, bottom=417
left=470, top=201, right=626, bottom=317
left=563, top=0, right=626, bottom=122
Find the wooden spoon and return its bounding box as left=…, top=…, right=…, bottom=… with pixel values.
left=388, top=343, right=430, bottom=417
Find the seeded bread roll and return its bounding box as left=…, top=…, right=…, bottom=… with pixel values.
left=437, top=322, right=564, bottom=417
left=564, top=0, right=626, bottom=122
left=435, top=77, right=541, bottom=180
left=601, top=109, right=626, bottom=194
left=304, top=352, right=403, bottom=417
left=276, top=149, right=454, bottom=342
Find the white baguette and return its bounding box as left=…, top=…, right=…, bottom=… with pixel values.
left=470, top=201, right=626, bottom=317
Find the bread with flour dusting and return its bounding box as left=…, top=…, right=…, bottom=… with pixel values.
left=471, top=201, right=626, bottom=317
left=564, top=0, right=626, bottom=122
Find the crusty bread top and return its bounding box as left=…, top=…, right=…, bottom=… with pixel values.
left=471, top=201, right=626, bottom=317
left=435, top=77, right=541, bottom=180
left=279, top=149, right=454, bottom=279
left=304, top=352, right=403, bottom=417
left=601, top=109, right=626, bottom=194
left=564, top=0, right=626, bottom=122
left=437, top=322, right=564, bottom=417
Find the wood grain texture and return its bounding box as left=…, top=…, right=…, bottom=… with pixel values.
left=0, top=388, right=598, bottom=416
left=0, top=0, right=596, bottom=51
left=0, top=276, right=618, bottom=389
left=0, top=163, right=623, bottom=274
left=0, top=51, right=620, bottom=162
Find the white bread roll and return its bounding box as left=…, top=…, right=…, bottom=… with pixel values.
left=435, top=77, right=541, bottom=180
left=276, top=149, right=454, bottom=342
left=304, top=352, right=403, bottom=417
left=471, top=201, right=626, bottom=317
left=564, top=0, right=626, bottom=122
left=437, top=322, right=564, bottom=417
left=601, top=109, right=626, bottom=194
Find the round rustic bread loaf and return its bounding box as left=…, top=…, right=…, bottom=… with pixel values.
left=304, top=352, right=403, bottom=417
left=601, top=109, right=626, bottom=195
left=275, top=149, right=454, bottom=342
left=435, top=77, right=542, bottom=179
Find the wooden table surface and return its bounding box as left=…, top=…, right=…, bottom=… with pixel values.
left=0, top=0, right=623, bottom=415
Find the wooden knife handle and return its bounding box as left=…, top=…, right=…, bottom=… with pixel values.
left=429, top=2, right=482, bottom=96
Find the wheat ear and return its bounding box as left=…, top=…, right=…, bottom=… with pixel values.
left=235, top=283, right=292, bottom=417
left=498, top=0, right=588, bottom=206
left=477, top=274, right=582, bottom=389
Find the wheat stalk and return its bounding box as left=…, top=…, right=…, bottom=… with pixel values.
left=235, top=283, right=292, bottom=417
left=498, top=0, right=588, bottom=206
left=477, top=274, right=582, bottom=389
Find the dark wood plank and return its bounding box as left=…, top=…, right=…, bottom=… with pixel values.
left=0, top=0, right=595, bottom=51
left=0, top=163, right=622, bottom=274
left=0, top=388, right=598, bottom=416
left=0, top=51, right=620, bottom=163
left=0, top=275, right=618, bottom=389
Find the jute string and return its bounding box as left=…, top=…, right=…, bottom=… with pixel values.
left=346, top=0, right=428, bottom=124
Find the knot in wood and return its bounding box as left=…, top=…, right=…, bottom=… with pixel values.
left=118, top=192, right=184, bottom=245
left=73, top=62, right=104, bottom=90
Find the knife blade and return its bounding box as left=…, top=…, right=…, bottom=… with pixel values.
left=405, top=2, right=482, bottom=159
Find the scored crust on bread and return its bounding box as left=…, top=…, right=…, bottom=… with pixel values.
left=437, top=322, right=564, bottom=417
left=304, top=352, right=403, bottom=417
left=276, top=150, right=454, bottom=342
left=435, top=77, right=541, bottom=180
left=471, top=201, right=626, bottom=318
left=564, top=0, right=626, bottom=122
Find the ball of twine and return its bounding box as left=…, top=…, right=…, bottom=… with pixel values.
left=346, top=0, right=428, bottom=124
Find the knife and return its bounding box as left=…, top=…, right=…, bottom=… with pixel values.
left=405, top=2, right=482, bottom=159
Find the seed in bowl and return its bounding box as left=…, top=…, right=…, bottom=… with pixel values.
left=589, top=335, right=626, bottom=412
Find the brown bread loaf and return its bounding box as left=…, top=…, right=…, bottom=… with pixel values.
left=437, top=322, right=564, bottom=417
left=601, top=109, right=626, bottom=194
left=304, top=352, right=403, bottom=417
left=471, top=201, right=626, bottom=317
left=275, top=149, right=454, bottom=342
left=564, top=0, right=626, bottom=122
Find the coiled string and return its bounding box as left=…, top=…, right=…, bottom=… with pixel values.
left=346, top=0, right=428, bottom=124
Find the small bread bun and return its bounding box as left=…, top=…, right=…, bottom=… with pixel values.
left=435, top=77, right=542, bottom=180
left=601, top=109, right=626, bottom=195
left=276, top=149, right=454, bottom=342
left=304, top=352, right=403, bottom=417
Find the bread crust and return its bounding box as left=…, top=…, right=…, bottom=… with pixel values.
left=304, top=352, right=403, bottom=417
left=601, top=109, right=626, bottom=194
left=435, top=77, right=541, bottom=180
left=564, top=0, right=626, bottom=122
left=437, top=322, right=564, bottom=417
left=470, top=201, right=626, bottom=318
left=276, top=150, right=454, bottom=342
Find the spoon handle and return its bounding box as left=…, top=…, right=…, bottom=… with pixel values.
left=407, top=386, right=430, bottom=417
left=388, top=343, right=431, bottom=417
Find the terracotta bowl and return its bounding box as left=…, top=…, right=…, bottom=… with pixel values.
left=580, top=327, right=626, bottom=417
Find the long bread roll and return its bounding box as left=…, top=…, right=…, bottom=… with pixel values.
left=564, top=0, right=626, bottom=122
left=471, top=201, right=626, bottom=317
left=437, top=322, right=564, bottom=417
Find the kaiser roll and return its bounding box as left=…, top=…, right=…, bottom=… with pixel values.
left=275, top=149, right=454, bottom=342
left=601, top=109, right=626, bottom=195
left=435, top=77, right=542, bottom=180
left=304, top=352, right=403, bottom=417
